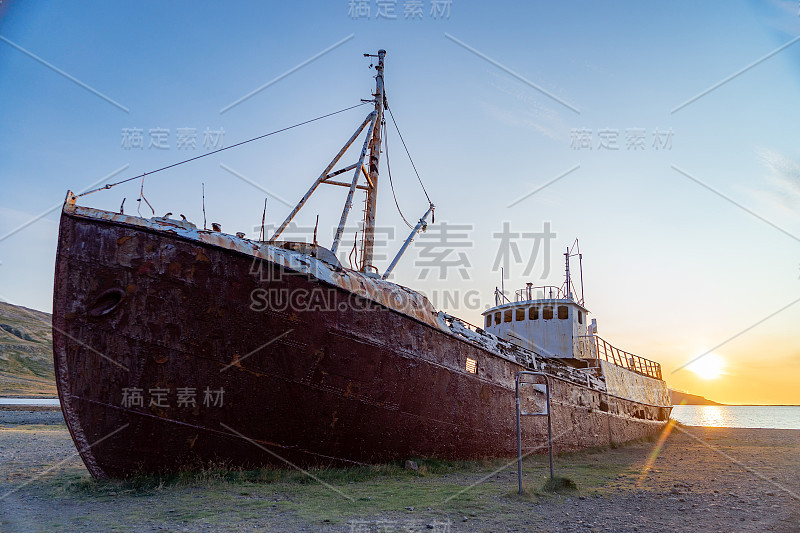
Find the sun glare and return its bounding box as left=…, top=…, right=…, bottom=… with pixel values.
left=687, top=353, right=725, bottom=380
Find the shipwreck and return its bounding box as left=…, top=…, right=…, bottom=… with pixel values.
left=52, top=50, right=671, bottom=478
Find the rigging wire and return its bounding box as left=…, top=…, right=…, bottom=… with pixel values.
left=77, top=101, right=372, bottom=198
left=136, top=173, right=155, bottom=216
left=349, top=231, right=359, bottom=270
left=258, top=197, right=268, bottom=241
left=383, top=120, right=414, bottom=229
left=387, top=107, right=432, bottom=205
left=201, top=182, right=207, bottom=230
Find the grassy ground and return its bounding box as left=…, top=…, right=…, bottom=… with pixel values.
left=2, top=419, right=644, bottom=531
left=1, top=414, right=798, bottom=532
left=33, top=449, right=633, bottom=527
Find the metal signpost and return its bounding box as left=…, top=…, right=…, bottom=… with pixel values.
left=515, top=371, right=554, bottom=494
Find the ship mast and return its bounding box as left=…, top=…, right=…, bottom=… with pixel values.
left=562, top=239, right=585, bottom=305
left=269, top=50, right=431, bottom=277
left=361, top=50, right=386, bottom=273
left=268, top=52, right=384, bottom=253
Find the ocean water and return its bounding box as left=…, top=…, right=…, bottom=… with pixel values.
left=0, top=398, right=61, bottom=406
left=2, top=400, right=798, bottom=429
left=671, top=405, right=800, bottom=430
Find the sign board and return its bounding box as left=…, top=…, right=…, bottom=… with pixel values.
left=519, top=382, right=549, bottom=415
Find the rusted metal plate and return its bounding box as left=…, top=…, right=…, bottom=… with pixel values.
left=53, top=206, right=671, bottom=478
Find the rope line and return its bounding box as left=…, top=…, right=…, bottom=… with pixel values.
left=383, top=120, right=414, bottom=229
left=77, top=102, right=371, bottom=198
left=387, top=107, right=432, bottom=205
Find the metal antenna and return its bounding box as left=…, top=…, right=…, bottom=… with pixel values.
left=564, top=247, right=572, bottom=300
left=501, top=267, right=505, bottom=303
left=579, top=252, right=585, bottom=305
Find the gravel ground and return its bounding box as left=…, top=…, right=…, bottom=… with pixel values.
left=0, top=407, right=65, bottom=426
left=0, top=410, right=798, bottom=532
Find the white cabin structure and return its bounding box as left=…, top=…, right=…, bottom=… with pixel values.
left=480, top=243, right=668, bottom=407
left=481, top=285, right=594, bottom=358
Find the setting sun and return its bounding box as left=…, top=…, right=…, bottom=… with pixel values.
left=687, top=353, right=726, bottom=380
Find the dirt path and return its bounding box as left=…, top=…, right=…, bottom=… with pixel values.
left=1, top=410, right=798, bottom=532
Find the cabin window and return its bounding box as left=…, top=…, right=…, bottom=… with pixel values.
left=465, top=357, right=477, bottom=374
left=558, top=306, right=569, bottom=319
left=494, top=312, right=501, bottom=325
left=485, top=315, right=492, bottom=328
left=503, top=310, right=512, bottom=323
left=516, top=308, right=525, bottom=321
left=529, top=306, right=539, bottom=320
left=543, top=306, right=553, bottom=320
left=578, top=310, right=583, bottom=324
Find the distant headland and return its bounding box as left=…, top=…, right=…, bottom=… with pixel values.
left=670, top=389, right=725, bottom=406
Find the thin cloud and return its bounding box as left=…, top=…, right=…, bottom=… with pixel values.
left=749, top=1, right=800, bottom=38
left=480, top=101, right=562, bottom=141
left=481, top=76, right=570, bottom=142
left=749, top=148, right=800, bottom=215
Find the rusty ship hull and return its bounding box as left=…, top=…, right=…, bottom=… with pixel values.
left=53, top=200, right=671, bottom=478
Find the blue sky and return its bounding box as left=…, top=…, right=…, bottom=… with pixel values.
left=1, top=0, right=799, bottom=403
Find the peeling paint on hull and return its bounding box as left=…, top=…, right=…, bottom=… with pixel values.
left=53, top=208, right=672, bottom=478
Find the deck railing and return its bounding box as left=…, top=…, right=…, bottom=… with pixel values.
left=496, top=285, right=571, bottom=306
left=514, top=285, right=567, bottom=302
left=574, top=335, right=662, bottom=380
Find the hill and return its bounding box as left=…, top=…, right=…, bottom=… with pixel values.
left=670, top=389, right=725, bottom=406
left=0, top=301, right=56, bottom=397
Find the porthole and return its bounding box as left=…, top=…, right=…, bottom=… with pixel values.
left=88, top=288, right=126, bottom=318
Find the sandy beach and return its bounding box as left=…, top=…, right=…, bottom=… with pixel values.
left=0, top=408, right=797, bottom=532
